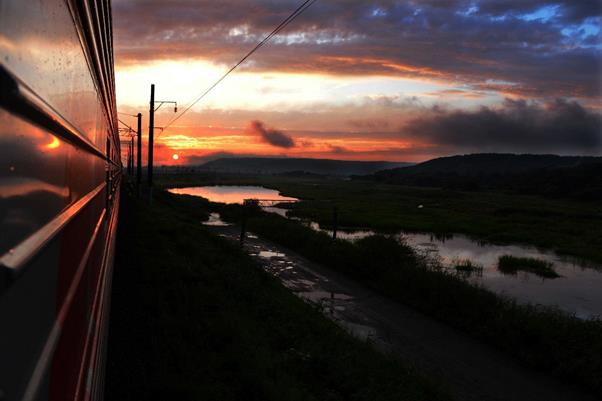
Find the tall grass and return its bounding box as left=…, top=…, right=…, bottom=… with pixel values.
left=498, top=255, right=560, bottom=278
left=450, top=258, right=483, bottom=276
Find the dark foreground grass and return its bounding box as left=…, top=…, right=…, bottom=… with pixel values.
left=223, top=209, right=602, bottom=397
left=498, top=255, right=560, bottom=279
left=105, top=188, right=450, bottom=401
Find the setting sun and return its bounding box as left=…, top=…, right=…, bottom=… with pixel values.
left=172, top=154, right=179, bottom=160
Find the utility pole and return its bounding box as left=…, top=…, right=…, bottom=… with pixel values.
left=240, top=213, right=247, bottom=245
left=148, top=83, right=155, bottom=197
left=148, top=84, right=177, bottom=202
left=125, top=142, right=129, bottom=174
left=126, top=142, right=130, bottom=174
left=136, top=112, right=142, bottom=196
left=130, top=135, right=134, bottom=175
left=127, top=141, right=133, bottom=175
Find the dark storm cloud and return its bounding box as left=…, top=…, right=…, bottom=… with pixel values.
left=248, top=120, right=296, bottom=148
left=113, top=0, right=602, bottom=98
left=403, top=99, right=602, bottom=154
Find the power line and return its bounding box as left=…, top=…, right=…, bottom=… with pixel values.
left=163, top=0, right=318, bottom=133
left=160, top=0, right=318, bottom=135
left=118, top=111, right=138, bottom=117
left=118, top=118, right=135, bottom=132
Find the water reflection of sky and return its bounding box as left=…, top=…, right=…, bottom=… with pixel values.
left=402, top=233, right=602, bottom=320
left=309, top=222, right=602, bottom=319
left=168, top=186, right=298, bottom=204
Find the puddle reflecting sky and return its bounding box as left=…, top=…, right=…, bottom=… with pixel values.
left=317, top=225, right=602, bottom=319
left=401, top=233, right=602, bottom=319
left=202, top=213, right=232, bottom=226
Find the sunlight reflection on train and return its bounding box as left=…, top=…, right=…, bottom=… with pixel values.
left=44, top=136, right=61, bottom=150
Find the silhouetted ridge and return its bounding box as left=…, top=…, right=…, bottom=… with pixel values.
left=200, top=157, right=411, bottom=176
left=360, top=154, right=602, bottom=200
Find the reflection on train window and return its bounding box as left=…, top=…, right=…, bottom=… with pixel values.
left=0, top=110, right=105, bottom=255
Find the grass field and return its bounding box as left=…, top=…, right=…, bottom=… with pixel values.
left=157, top=173, right=602, bottom=265
left=105, top=186, right=450, bottom=401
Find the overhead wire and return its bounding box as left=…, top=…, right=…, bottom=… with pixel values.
left=118, top=118, right=135, bottom=132
left=159, top=0, right=318, bottom=136
left=118, top=111, right=138, bottom=117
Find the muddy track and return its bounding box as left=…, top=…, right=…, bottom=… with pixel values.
left=210, top=224, right=596, bottom=401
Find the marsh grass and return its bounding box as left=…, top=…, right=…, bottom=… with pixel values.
left=498, top=255, right=560, bottom=279
left=450, top=258, right=483, bottom=276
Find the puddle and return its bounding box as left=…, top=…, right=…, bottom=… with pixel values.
left=258, top=250, right=285, bottom=258
left=230, top=232, right=388, bottom=347
left=300, top=290, right=354, bottom=303
left=202, top=213, right=232, bottom=226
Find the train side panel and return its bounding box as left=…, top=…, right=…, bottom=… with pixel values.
left=0, top=1, right=120, bottom=400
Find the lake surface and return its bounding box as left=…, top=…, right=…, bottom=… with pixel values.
left=168, top=186, right=298, bottom=204
left=171, top=186, right=602, bottom=319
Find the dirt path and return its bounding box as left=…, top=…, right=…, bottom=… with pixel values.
left=210, top=224, right=596, bottom=401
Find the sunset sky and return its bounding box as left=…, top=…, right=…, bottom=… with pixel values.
left=114, top=0, right=602, bottom=165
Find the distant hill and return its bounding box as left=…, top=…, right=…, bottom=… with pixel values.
left=199, top=157, right=412, bottom=176
left=360, top=154, right=602, bottom=200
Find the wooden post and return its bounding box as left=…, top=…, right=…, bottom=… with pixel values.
left=240, top=213, right=247, bottom=245
left=332, top=205, right=338, bottom=240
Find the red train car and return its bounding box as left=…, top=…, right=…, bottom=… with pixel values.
left=0, top=1, right=120, bottom=400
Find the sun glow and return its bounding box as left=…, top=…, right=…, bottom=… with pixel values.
left=114, top=59, right=476, bottom=165
left=44, top=136, right=60, bottom=150
left=115, top=59, right=454, bottom=115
